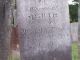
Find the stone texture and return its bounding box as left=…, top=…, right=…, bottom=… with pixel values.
left=0, top=0, right=11, bottom=60
left=78, top=1, right=80, bottom=60
left=17, top=0, right=71, bottom=60
left=71, top=22, right=78, bottom=42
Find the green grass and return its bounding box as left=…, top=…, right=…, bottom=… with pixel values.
left=8, top=56, right=20, bottom=60
left=72, top=42, right=78, bottom=60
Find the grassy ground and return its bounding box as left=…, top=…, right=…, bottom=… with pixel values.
left=8, top=56, right=20, bottom=60
left=72, top=42, right=78, bottom=60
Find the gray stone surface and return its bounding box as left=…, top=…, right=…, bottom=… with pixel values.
left=17, top=0, right=71, bottom=60
left=78, top=0, right=80, bottom=42
left=70, top=22, right=78, bottom=42
left=78, top=1, right=80, bottom=59
left=0, top=0, right=11, bottom=60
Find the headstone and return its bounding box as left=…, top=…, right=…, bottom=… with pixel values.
left=78, top=0, right=80, bottom=41
left=17, top=0, right=72, bottom=60
left=0, top=0, right=11, bottom=60
left=71, top=22, right=78, bottom=42
left=78, top=1, right=80, bottom=59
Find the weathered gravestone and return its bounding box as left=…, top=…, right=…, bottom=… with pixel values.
left=17, top=0, right=72, bottom=60
left=78, top=1, right=80, bottom=59
left=0, top=0, right=11, bottom=60
left=71, top=22, right=78, bottom=42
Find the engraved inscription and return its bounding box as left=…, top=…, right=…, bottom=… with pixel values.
left=18, top=0, right=71, bottom=60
